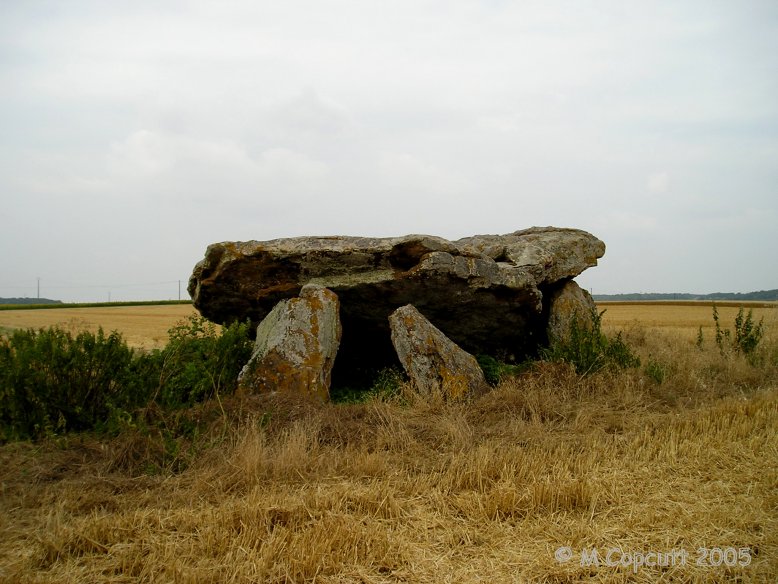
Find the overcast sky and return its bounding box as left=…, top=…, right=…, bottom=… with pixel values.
left=1, top=0, right=776, bottom=302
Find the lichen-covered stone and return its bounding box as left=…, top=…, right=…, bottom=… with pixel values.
left=238, top=285, right=341, bottom=401
left=189, top=227, right=605, bottom=373
left=389, top=304, right=488, bottom=401
left=546, top=280, right=597, bottom=345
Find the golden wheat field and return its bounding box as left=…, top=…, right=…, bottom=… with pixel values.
left=1, top=302, right=775, bottom=350
left=599, top=301, right=778, bottom=341
left=1, top=302, right=777, bottom=583
left=0, top=305, right=199, bottom=350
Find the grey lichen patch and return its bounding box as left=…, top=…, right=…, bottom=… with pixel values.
left=389, top=304, right=488, bottom=401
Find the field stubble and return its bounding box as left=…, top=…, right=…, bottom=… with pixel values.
left=0, top=305, right=198, bottom=349
left=0, top=303, right=777, bottom=582
left=599, top=301, right=777, bottom=341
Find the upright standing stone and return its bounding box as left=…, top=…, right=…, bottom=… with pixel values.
left=546, top=280, right=597, bottom=345
left=389, top=304, right=488, bottom=401
left=238, top=285, right=341, bottom=401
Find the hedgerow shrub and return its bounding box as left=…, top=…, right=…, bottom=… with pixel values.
left=0, top=327, right=143, bottom=440
left=151, top=316, right=254, bottom=408
left=330, top=367, right=405, bottom=403
left=0, top=316, right=253, bottom=441
left=644, top=355, right=668, bottom=384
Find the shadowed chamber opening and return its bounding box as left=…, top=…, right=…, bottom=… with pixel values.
left=237, top=277, right=559, bottom=395
left=330, top=314, right=402, bottom=392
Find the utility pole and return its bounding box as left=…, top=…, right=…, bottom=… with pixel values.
left=178, top=280, right=181, bottom=301
left=37, top=277, right=40, bottom=299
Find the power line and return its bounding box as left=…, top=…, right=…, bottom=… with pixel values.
left=0, top=279, right=188, bottom=290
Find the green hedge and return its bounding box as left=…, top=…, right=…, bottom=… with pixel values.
left=0, top=316, right=253, bottom=441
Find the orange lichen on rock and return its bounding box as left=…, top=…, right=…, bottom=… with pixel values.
left=389, top=304, right=488, bottom=401
left=238, top=285, right=341, bottom=401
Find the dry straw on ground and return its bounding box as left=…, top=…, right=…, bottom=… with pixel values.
left=0, top=304, right=777, bottom=582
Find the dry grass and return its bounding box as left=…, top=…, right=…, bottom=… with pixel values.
left=1, top=304, right=777, bottom=582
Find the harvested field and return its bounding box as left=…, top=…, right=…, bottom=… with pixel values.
left=0, top=304, right=198, bottom=349
left=1, top=301, right=777, bottom=582
left=1, top=301, right=775, bottom=349
left=599, top=301, right=778, bottom=341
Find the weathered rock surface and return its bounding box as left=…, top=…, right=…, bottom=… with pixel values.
left=237, top=285, right=341, bottom=401
left=389, top=304, right=488, bottom=400
left=189, top=227, right=605, bottom=380
left=545, top=280, right=597, bottom=345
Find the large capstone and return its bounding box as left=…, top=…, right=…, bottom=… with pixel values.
left=189, top=227, right=605, bottom=385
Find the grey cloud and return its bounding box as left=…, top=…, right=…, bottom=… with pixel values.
left=1, top=0, right=776, bottom=301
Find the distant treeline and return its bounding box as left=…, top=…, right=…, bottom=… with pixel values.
left=593, top=289, right=778, bottom=302
left=0, top=297, right=63, bottom=305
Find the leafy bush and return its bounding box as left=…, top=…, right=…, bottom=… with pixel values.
left=712, top=305, right=764, bottom=357
left=0, top=327, right=143, bottom=440
left=0, top=316, right=253, bottom=441
left=696, top=326, right=705, bottom=350
left=733, top=307, right=764, bottom=355
left=150, top=316, right=254, bottom=408
left=542, top=308, right=640, bottom=375
left=476, top=354, right=502, bottom=385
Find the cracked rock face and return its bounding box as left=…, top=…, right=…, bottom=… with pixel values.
left=189, top=227, right=605, bottom=380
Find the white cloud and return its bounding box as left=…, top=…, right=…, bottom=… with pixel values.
left=1, top=0, right=776, bottom=299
